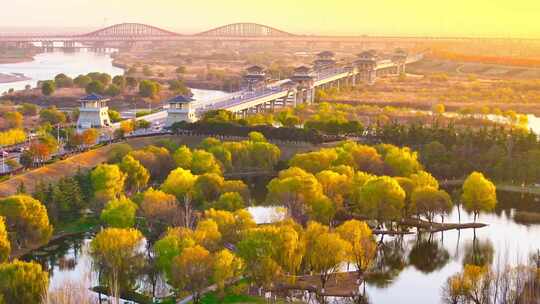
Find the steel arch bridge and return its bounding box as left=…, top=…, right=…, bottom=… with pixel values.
left=77, top=23, right=181, bottom=38
left=195, top=23, right=294, bottom=37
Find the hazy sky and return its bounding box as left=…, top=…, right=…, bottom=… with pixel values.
left=2, top=0, right=540, bottom=38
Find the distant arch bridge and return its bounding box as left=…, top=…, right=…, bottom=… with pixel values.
left=0, top=22, right=509, bottom=44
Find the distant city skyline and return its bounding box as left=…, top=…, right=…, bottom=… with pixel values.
left=1, top=0, right=539, bottom=38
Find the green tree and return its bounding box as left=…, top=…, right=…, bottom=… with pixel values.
left=307, top=231, right=351, bottom=290
left=105, top=84, right=121, bottom=96
left=85, top=80, right=105, bottom=94
left=173, top=145, right=193, bottom=169
left=193, top=173, right=224, bottom=205
left=0, top=260, right=48, bottom=304
left=212, top=192, right=245, bottom=211
left=336, top=220, right=376, bottom=279
left=139, top=79, right=160, bottom=98
left=0, top=195, right=53, bottom=248
left=140, top=188, right=180, bottom=240
left=411, top=186, right=453, bottom=223
left=112, top=75, right=126, bottom=89
left=19, top=103, right=38, bottom=116
left=170, top=245, right=214, bottom=303
left=90, top=164, right=126, bottom=205
left=161, top=168, right=197, bottom=201
left=191, top=150, right=222, bottom=175
left=130, top=145, right=175, bottom=181
left=41, top=80, right=56, bottom=96
left=54, top=73, right=73, bottom=88
left=74, top=75, right=92, bottom=88
left=213, top=249, right=244, bottom=295
left=154, top=228, right=196, bottom=278
left=100, top=197, right=138, bottom=228
left=0, top=217, right=10, bottom=262
left=119, top=154, right=150, bottom=193
left=354, top=176, right=406, bottom=225
left=39, top=106, right=66, bottom=125
left=462, top=172, right=497, bottom=221
left=90, top=228, right=145, bottom=295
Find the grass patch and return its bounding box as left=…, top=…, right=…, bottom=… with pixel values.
left=54, top=216, right=99, bottom=235
left=198, top=293, right=268, bottom=304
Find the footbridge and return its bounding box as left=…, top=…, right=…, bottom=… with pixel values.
left=164, top=50, right=422, bottom=126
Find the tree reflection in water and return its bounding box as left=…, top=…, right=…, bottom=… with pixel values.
left=462, top=235, right=494, bottom=267
left=366, top=237, right=407, bottom=288
left=408, top=233, right=450, bottom=273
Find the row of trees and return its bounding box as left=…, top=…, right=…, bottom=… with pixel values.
left=197, top=133, right=281, bottom=172
left=267, top=142, right=497, bottom=226
left=373, top=122, right=540, bottom=182
left=0, top=129, right=26, bottom=147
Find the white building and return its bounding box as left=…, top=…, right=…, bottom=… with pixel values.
left=165, top=95, right=197, bottom=127
left=77, top=94, right=111, bottom=129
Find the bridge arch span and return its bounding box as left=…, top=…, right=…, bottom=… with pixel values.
left=196, top=23, right=294, bottom=37
left=78, top=23, right=180, bottom=38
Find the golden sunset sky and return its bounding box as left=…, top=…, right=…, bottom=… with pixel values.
left=2, top=0, right=540, bottom=38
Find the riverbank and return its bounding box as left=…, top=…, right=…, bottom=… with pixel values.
left=10, top=216, right=98, bottom=259
left=441, top=179, right=540, bottom=195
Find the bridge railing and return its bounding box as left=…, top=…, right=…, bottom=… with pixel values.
left=195, top=87, right=288, bottom=113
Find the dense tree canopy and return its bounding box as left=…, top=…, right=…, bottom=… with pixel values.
left=0, top=195, right=52, bottom=248
left=90, top=164, right=126, bottom=205
left=90, top=228, right=145, bottom=294
left=0, top=260, right=48, bottom=304
left=354, top=176, right=406, bottom=224
left=100, top=197, right=138, bottom=228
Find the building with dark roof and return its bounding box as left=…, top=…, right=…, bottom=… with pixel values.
left=77, top=94, right=111, bottom=129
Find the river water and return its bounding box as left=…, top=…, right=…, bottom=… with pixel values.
left=22, top=190, right=540, bottom=304
left=0, top=51, right=124, bottom=94
left=0, top=50, right=229, bottom=106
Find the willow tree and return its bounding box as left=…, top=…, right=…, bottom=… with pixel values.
left=119, top=154, right=150, bottom=193
left=461, top=172, right=497, bottom=222
left=170, top=245, right=214, bottom=303
left=307, top=231, right=351, bottom=290
left=213, top=249, right=244, bottom=295
left=90, top=228, right=145, bottom=297
left=90, top=164, right=126, bottom=206
left=355, top=176, right=406, bottom=227
left=336, top=220, right=377, bottom=280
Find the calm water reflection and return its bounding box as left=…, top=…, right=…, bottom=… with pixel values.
left=0, top=51, right=124, bottom=94
left=23, top=191, right=540, bottom=304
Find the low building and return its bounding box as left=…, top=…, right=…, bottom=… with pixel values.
left=76, top=94, right=111, bottom=129
left=165, top=95, right=197, bottom=127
